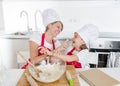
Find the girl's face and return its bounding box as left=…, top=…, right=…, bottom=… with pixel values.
left=72, top=32, right=85, bottom=51
left=47, top=21, right=63, bottom=37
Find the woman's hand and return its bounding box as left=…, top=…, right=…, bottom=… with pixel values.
left=38, top=46, right=52, bottom=56
left=38, top=46, right=63, bottom=59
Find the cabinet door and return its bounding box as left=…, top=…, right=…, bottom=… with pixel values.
left=0, top=38, right=29, bottom=68
left=17, top=50, right=30, bottom=68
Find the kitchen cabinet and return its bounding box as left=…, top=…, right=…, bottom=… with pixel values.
left=0, top=38, right=29, bottom=68
left=17, top=50, right=29, bottom=69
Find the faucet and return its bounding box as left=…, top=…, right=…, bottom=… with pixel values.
left=34, top=10, right=42, bottom=31
left=20, top=10, right=31, bottom=32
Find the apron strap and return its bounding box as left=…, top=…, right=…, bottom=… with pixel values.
left=38, top=33, right=55, bottom=55
left=41, top=33, right=55, bottom=49
left=41, top=33, right=45, bottom=46
left=67, top=48, right=75, bottom=55
left=52, top=39, right=55, bottom=49
left=67, top=47, right=82, bottom=68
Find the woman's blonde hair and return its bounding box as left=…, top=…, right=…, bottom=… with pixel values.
left=45, top=21, right=63, bottom=32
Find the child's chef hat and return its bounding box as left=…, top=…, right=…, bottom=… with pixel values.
left=42, top=9, right=60, bottom=27
left=77, top=24, right=99, bottom=48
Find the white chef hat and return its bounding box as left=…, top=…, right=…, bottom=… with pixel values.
left=77, top=24, right=99, bottom=48
left=42, top=9, right=60, bottom=27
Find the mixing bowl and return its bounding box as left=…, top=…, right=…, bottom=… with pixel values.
left=28, top=57, right=66, bottom=83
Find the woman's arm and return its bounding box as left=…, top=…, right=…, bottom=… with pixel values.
left=31, top=55, right=47, bottom=65
left=29, top=40, right=39, bottom=59
left=29, top=40, right=47, bottom=65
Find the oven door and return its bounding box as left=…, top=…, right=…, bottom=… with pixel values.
left=88, top=52, right=109, bottom=68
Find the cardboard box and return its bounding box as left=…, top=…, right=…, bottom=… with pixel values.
left=79, top=68, right=120, bottom=86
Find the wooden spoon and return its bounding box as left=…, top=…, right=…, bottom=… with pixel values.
left=17, top=51, right=42, bottom=77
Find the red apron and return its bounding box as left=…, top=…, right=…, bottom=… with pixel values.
left=22, top=33, right=55, bottom=69
left=38, top=33, right=55, bottom=55
left=66, top=48, right=82, bottom=68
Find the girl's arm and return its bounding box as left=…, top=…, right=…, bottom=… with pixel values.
left=41, top=47, right=79, bottom=62
left=53, top=51, right=79, bottom=62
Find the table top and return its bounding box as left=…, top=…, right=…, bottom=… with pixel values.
left=1, top=68, right=120, bottom=86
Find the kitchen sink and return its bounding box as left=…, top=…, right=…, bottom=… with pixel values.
left=10, top=32, right=28, bottom=36
left=0, top=31, right=40, bottom=39
left=0, top=31, right=31, bottom=39
left=10, top=31, right=40, bottom=36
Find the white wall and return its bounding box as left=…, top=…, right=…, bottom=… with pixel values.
left=0, top=1, right=4, bottom=32
left=2, top=1, right=120, bottom=38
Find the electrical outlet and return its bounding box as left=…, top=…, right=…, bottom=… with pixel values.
left=68, top=19, right=78, bottom=23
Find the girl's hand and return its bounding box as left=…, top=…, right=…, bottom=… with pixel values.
left=62, top=39, right=69, bottom=49
left=57, top=39, right=69, bottom=51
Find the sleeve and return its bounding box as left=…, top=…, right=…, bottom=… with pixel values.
left=76, top=49, right=89, bottom=68
left=29, top=32, right=42, bottom=45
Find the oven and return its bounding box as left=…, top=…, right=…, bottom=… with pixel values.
left=89, top=38, right=120, bottom=68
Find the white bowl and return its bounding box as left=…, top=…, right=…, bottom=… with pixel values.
left=28, top=58, right=66, bottom=83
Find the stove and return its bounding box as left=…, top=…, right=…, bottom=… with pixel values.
left=90, top=38, right=120, bottom=52
left=89, top=38, right=120, bottom=67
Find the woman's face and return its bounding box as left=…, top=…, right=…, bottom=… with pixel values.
left=72, top=32, right=85, bottom=51
left=47, top=21, right=63, bottom=37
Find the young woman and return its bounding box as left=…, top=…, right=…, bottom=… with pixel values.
left=40, top=24, right=99, bottom=68
left=22, top=9, right=66, bottom=68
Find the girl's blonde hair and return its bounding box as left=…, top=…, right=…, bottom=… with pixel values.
left=80, top=44, right=88, bottom=50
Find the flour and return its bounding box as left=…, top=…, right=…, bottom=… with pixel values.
left=29, top=61, right=66, bottom=83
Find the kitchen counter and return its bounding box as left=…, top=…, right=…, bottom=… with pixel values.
left=0, top=69, right=24, bottom=86
left=1, top=68, right=120, bottom=86
left=0, top=31, right=72, bottom=40
left=0, top=37, right=29, bottom=68
left=0, top=31, right=34, bottom=39
left=0, top=34, right=30, bottom=39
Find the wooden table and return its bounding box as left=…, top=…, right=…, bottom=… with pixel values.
left=16, top=65, right=80, bottom=86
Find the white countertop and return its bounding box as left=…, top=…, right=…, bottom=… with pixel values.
left=1, top=68, right=120, bottom=86
left=0, top=34, right=30, bottom=39
left=0, top=31, right=32, bottom=39
left=0, top=69, right=24, bottom=86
